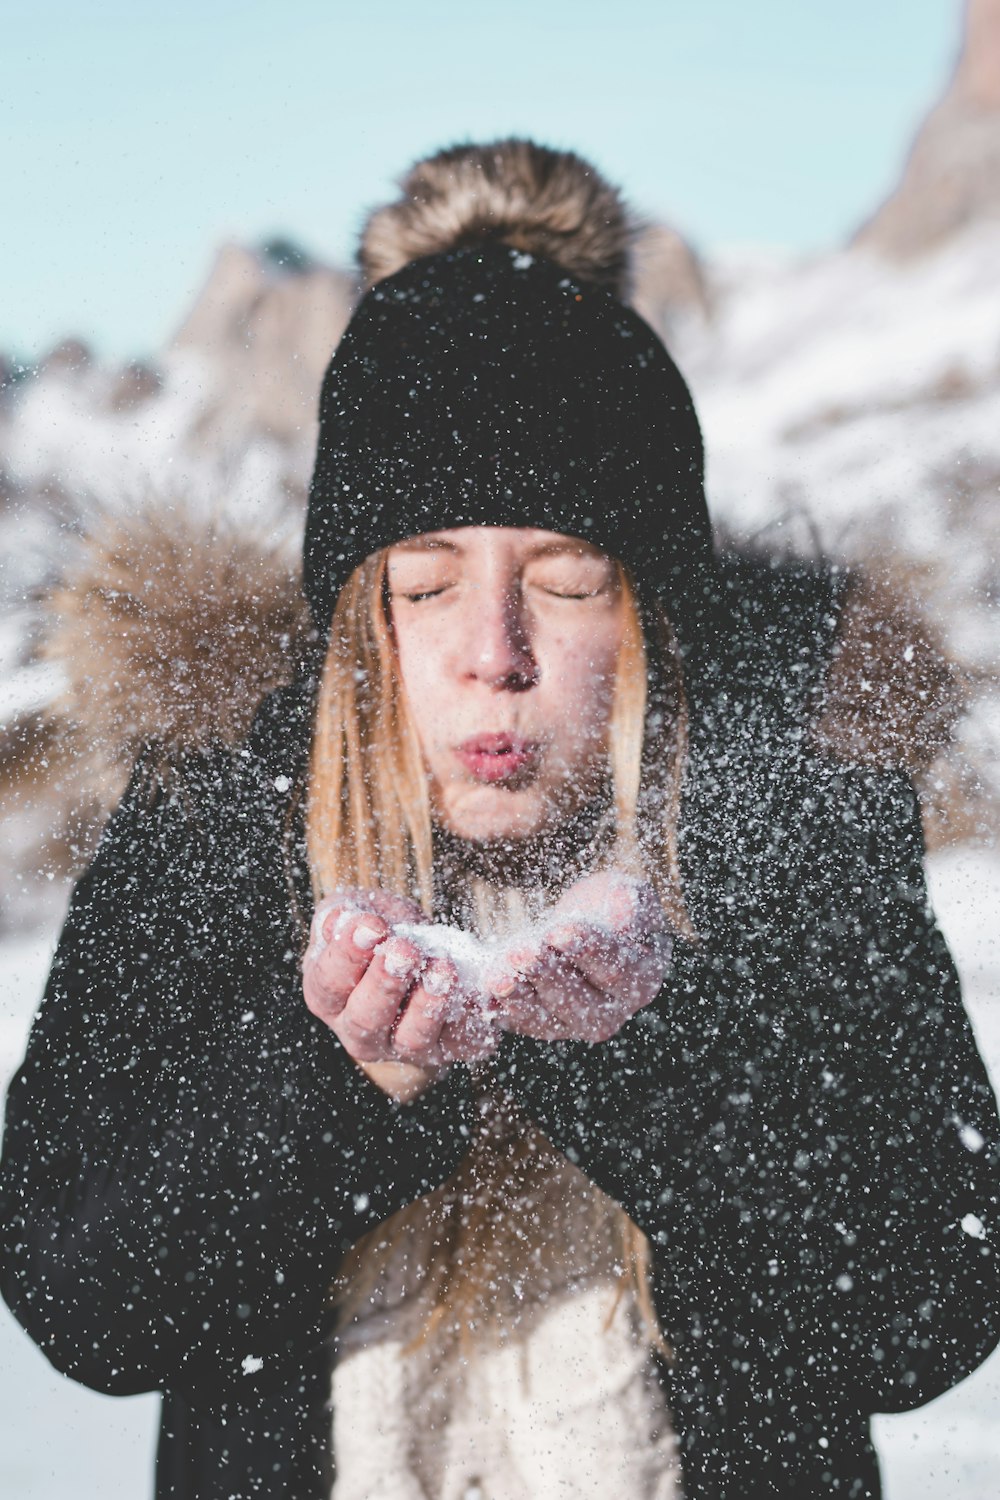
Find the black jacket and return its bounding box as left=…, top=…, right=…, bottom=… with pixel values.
left=2, top=561, right=998, bottom=1500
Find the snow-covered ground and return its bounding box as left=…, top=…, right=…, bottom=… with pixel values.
left=0, top=850, right=996, bottom=1498
left=0, top=930, right=158, bottom=1498
left=873, top=850, right=1000, bottom=1500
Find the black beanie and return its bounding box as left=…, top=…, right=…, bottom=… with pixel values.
left=303, top=145, right=717, bottom=639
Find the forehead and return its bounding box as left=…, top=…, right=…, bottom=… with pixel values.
left=388, top=526, right=607, bottom=559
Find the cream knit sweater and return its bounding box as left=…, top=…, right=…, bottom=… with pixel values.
left=330, top=1140, right=680, bottom=1500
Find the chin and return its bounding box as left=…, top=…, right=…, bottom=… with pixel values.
left=438, top=789, right=555, bottom=846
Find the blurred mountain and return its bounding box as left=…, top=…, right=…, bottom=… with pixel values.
left=172, top=239, right=355, bottom=452
left=631, top=223, right=710, bottom=332
left=164, top=229, right=706, bottom=455
left=854, top=0, right=1000, bottom=257
left=0, top=221, right=705, bottom=523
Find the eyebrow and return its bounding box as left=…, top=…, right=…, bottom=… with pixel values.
left=389, top=535, right=604, bottom=560
left=391, top=536, right=460, bottom=554
left=526, top=541, right=601, bottom=560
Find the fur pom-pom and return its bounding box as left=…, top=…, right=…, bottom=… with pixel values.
left=359, top=139, right=634, bottom=296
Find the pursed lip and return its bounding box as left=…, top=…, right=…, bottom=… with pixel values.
left=454, top=733, right=540, bottom=783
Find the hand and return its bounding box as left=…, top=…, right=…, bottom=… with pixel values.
left=486, top=872, right=673, bottom=1043
left=302, top=888, right=497, bottom=1070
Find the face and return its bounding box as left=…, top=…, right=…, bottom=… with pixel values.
left=387, top=526, right=625, bottom=843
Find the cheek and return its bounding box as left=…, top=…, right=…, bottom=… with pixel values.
left=542, top=632, right=620, bottom=745
left=392, top=615, right=449, bottom=741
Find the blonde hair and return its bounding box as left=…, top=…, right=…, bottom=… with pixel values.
left=306, top=545, right=690, bottom=1355
left=333, top=1109, right=669, bottom=1357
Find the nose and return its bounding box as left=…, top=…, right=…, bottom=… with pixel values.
left=461, top=580, right=538, bottom=691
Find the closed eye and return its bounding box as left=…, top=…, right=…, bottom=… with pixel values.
left=541, top=588, right=601, bottom=599
left=536, top=583, right=610, bottom=600
left=397, top=587, right=450, bottom=603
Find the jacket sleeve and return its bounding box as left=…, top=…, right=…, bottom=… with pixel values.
left=0, top=751, right=472, bottom=1408
left=497, top=759, right=1000, bottom=1412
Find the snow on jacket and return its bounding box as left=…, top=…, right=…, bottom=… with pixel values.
left=1, top=524, right=998, bottom=1500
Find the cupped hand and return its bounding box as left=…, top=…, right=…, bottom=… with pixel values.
left=486, top=872, right=674, bottom=1043
left=302, top=888, right=496, bottom=1069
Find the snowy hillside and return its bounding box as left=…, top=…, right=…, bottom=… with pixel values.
left=681, top=226, right=1000, bottom=667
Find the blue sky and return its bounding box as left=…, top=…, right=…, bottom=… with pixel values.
left=3, top=0, right=961, bottom=362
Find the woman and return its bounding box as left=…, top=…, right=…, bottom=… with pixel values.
left=2, top=140, right=998, bottom=1500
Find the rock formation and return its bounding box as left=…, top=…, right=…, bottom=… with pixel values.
left=630, top=222, right=710, bottom=336
left=172, top=241, right=355, bottom=452
left=854, top=0, right=1000, bottom=257
left=39, top=338, right=94, bottom=375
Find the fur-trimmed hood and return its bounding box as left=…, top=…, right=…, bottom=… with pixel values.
left=26, top=506, right=314, bottom=831
left=33, top=507, right=963, bottom=832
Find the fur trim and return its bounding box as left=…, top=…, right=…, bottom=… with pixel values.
left=33, top=510, right=963, bottom=821
left=359, top=139, right=633, bottom=296
left=809, top=572, right=964, bottom=774
left=41, top=505, right=313, bottom=792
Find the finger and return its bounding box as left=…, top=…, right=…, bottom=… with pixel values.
left=487, top=966, right=567, bottom=1039
left=439, top=1004, right=498, bottom=1064
left=310, top=888, right=382, bottom=944
left=484, top=956, right=547, bottom=1032
left=529, top=950, right=612, bottom=1039
left=504, top=941, right=636, bottom=1043
left=344, top=912, right=391, bottom=963
left=306, top=896, right=347, bottom=959
left=303, top=913, right=371, bottom=1025
left=307, top=912, right=390, bottom=1018
left=335, top=938, right=422, bottom=1060
left=551, top=871, right=642, bottom=932
left=494, top=989, right=550, bottom=1035
left=306, top=897, right=373, bottom=965
left=487, top=940, right=544, bottom=994
left=547, top=922, right=670, bottom=1006
left=368, top=889, right=428, bottom=926
left=390, top=961, right=456, bottom=1062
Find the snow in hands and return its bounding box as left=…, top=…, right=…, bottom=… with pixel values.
left=312, top=871, right=674, bottom=1048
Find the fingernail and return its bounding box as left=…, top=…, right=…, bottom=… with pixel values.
left=354, top=921, right=384, bottom=951
left=423, top=964, right=454, bottom=998
left=547, top=924, right=581, bottom=954
left=488, top=972, right=518, bottom=998
left=333, top=908, right=359, bottom=940
left=380, top=939, right=416, bottom=979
